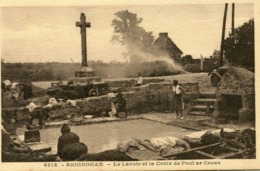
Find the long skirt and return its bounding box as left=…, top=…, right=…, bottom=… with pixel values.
left=172, top=94, right=183, bottom=112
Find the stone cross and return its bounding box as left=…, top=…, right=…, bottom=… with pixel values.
left=76, top=13, right=91, bottom=67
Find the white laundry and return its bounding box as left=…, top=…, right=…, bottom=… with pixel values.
left=67, top=99, right=77, bottom=107
left=149, top=136, right=178, bottom=150
left=184, top=130, right=208, bottom=139
left=27, top=102, right=38, bottom=112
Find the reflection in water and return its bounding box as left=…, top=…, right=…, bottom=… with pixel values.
left=37, top=119, right=194, bottom=153
left=99, top=124, right=120, bottom=152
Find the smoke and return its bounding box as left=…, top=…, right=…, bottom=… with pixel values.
left=125, top=48, right=184, bottom=77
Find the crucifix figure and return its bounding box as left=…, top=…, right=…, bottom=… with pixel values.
left=76, top=13, right=91, bottom=67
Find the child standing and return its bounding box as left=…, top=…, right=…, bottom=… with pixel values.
left=172, top=80, right=185, bottom=119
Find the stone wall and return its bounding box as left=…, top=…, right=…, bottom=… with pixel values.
left=215, top=67, right=255, bottom=120
left=124, top=82, right=199, bottom=114
left=105, top=78, right=166, bottom=88
left=216, top=67, right=254, bottom=97
left=47, top=82, right=199, bottom=118
left=2, top=82, right=199, bottom=121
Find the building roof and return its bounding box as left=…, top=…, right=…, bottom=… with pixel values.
left=153, top=33, right=183, bottom=54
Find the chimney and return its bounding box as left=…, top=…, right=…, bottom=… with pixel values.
left=159, top=32, right=168, bottom=38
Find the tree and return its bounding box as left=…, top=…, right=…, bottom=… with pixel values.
left=223, top=19, right=254, bottom=71
left=181, top=55, right=193, bottom=66
left=111, top=10, right=154, bottom=62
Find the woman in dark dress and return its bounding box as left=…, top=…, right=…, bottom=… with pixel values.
left=114, top=92, right=127, bottom=118
left=57, top=124, right=88, bottom=161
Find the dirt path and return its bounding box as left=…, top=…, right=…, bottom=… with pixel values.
left=32, top=72, right=213, bottom=90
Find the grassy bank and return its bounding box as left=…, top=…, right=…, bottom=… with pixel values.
left=1, top=61, right=183, bottom=82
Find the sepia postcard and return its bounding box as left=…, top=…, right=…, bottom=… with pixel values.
left=0, top=0, right=259, bottom=170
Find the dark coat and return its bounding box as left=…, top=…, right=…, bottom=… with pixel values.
left=57, top=130, right=88, bottom=161
left=114, top=97, right=127, bottom=113
left=57, top=132, right=80, bottom=156
left=19, top=84, right=33, bottom=100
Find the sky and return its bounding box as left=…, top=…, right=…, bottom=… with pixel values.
left=0, top=4, right=254, bottom=63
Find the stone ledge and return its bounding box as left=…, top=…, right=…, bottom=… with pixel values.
left=25, top=142, right=52, bottom=153
left=44, top=116, right=144, bottom=129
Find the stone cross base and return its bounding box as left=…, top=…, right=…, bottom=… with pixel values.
left=68, top=77, right=102, bottom=85
left=75, top=67, right=96, bottom=77
left=75, top=71, right=96, bottom=77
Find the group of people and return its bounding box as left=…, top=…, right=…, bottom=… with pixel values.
left=56, top=78, right=184, bottom=161
left=1, top=73, right=185, bottom=161
left=107, top=73, right=185, bottom=120
left=125, top=72, right=185, bottom=120
left=2, top=79, right=33, bottom=104
left=104, top=72, right=143, bottom=119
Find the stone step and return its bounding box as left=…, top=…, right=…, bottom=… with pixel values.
left=188, top=111, right=211, bottom=116
left=197, top=98, right=217, bottom=102
left=199, top=92, right=216, bottom=98
left=196, top=98, right=217, bottom=105
left=192, top=105, right=213, bottom=112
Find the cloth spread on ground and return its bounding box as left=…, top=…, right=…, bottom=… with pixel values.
left=117, top=138, right=143, bottom=153
left=184, top=130, right=220, bottom=146
left=149, top=136, right=178, bottom=151
left=117, top=138, right=163, bottom=160
left=160, top=145, right=186, bottom=157
left=211, top=128, right=236, bottom=137
left=117, top=136, right=189, bottom=160
left=185, top=130, right=208, bottom=139
left=183, top=130, right=209, bottom=144
left=211, top=128, right=238, bottom=139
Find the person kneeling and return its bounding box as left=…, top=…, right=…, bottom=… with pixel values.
left=114, top=93, right=128, bottom=119
left=57, top=124, right=88, bottom=161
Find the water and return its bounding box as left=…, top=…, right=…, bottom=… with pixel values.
left=38, top=119, right=194, bottom=153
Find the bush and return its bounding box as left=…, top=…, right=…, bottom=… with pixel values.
left=184, top=59, right=218, bottom=73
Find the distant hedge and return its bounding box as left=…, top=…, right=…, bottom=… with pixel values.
left=1, top=61, right=184, bottom=82
left=1, top=62, right=127, bottom=81
left=2, top=63, right=54, bottom=81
